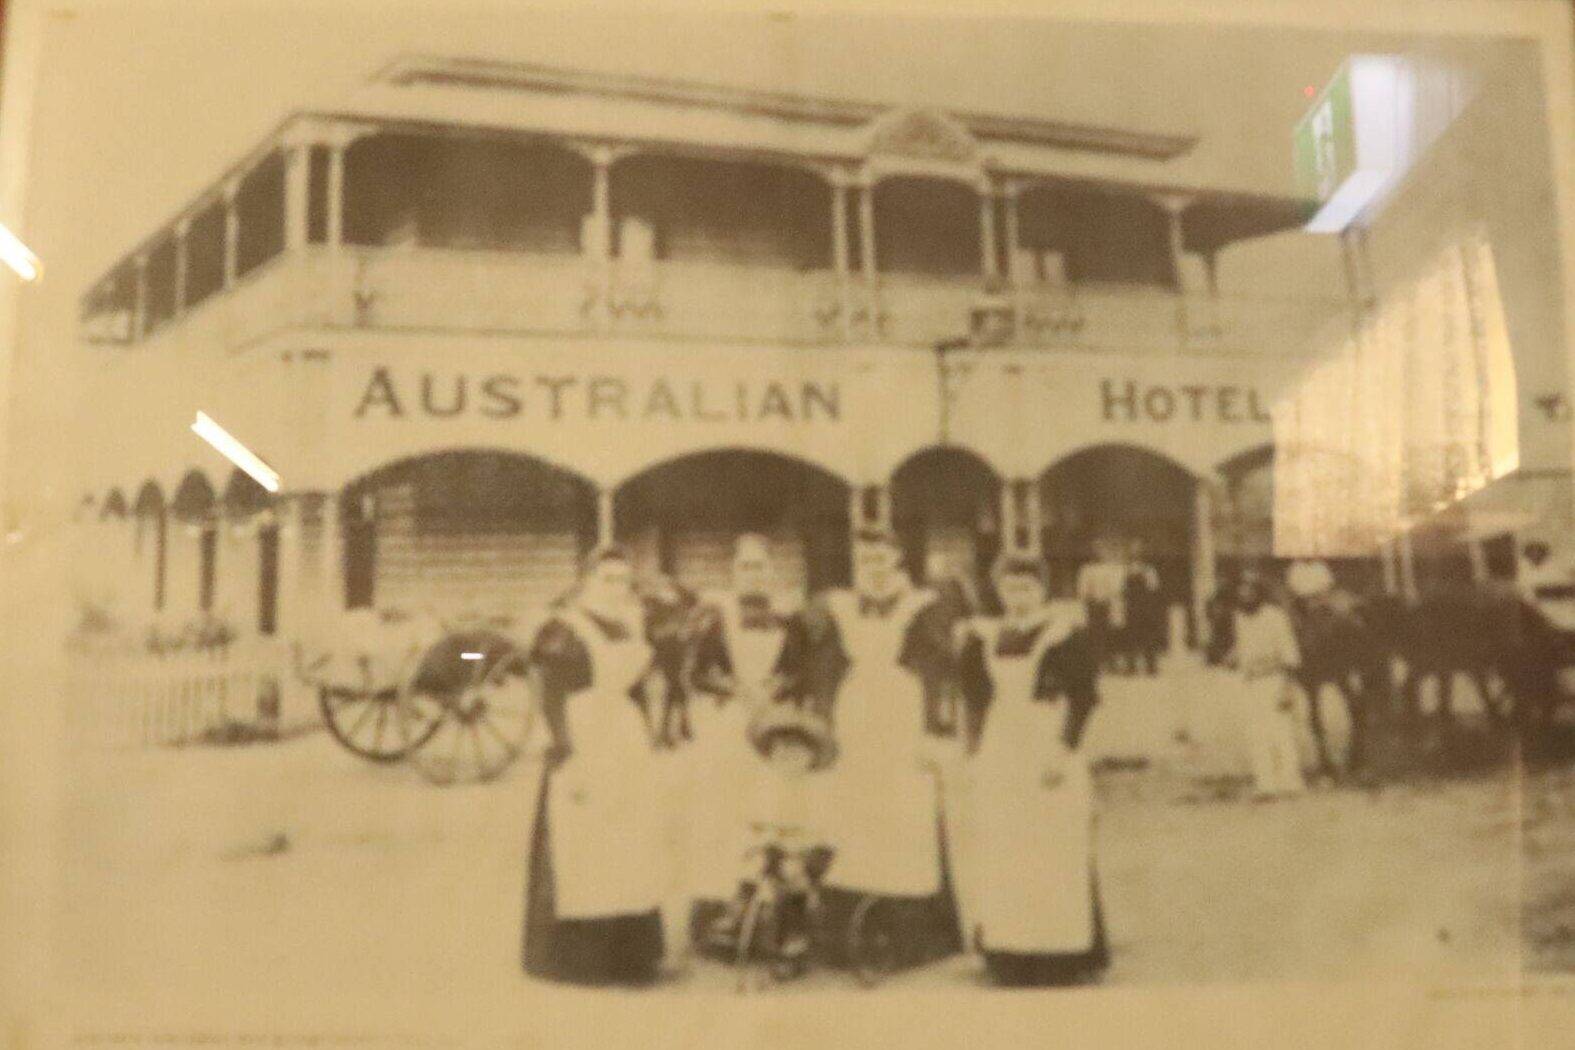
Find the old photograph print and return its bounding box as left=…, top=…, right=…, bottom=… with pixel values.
left=4, top=1, right=1572, bottom=1024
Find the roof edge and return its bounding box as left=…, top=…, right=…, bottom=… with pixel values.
left=372, top=53, right=1197, bottom=161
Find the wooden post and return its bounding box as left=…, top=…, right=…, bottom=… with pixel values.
left=1153, top=193, right=1193, bottom=345
left=999, top=481, right=1021, bottom=554
left=597, top=489, right=615, bottom=547
left=589, top=146, right=616, bottom=330
left=858, top=175, right=878, bottom=282
left=282, top=138, right=312, bottom=253
left=326, top=142, right=348, bottom=250
left=830, top=171, right=851, bottom=340
left=1192, top=479, right=1218, bottom=650
left=1467, top=537, right=1488, bottom=584
left=978, top=179, right=999, bottom=281
left=1398, top=530, right=1418, bottom=604
left=222, top=178, right=241, bottom=290
left=1023, top=475, right=1043, bottom=558
left=1380, top=537, right=1399, bottom=595
left=320, top=493, right=345, bottom=623
left=1003, top=182, right=1024, bottom=334
left=873, top=484, right=892, bottom=532
left=131, top=253, right=149, bottom=340
left=173, top=218, right=191, bottom=316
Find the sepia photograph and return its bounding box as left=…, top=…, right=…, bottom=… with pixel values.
left=1, top=0, right=1574, bottom=1046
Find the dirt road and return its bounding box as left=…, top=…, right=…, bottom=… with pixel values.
left=52, top=677, right=1542, bottom=1001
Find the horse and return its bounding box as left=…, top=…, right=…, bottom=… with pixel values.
left=1272, top=574, right=1569, bottom=776
left=1373, top=578, right=1575, bottom=758
left=1383, top=581, right=1521, bottom=731
left=1282, top=587, right=1392, bottom=777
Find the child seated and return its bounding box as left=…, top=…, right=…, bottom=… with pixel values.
left=702, top=706, right=837, bottom=967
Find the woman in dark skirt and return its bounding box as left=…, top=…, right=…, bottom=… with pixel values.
left=956, top=555, right=1109, bottom=987
left=520, top=546, right=667, bottom=987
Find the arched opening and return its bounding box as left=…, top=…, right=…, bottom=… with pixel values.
left=890, top=446, right=1002, bottom=593
left=340, top=450, right=597, bottom=615
left=100, top=488, right=129, bottom=520
left=1216, top=444, right=1274, bottom=588
left=343, top=133, right=593, bottom=253
left=1039, top=445, right=1197, bottom=607
left=133, top=482, right=167, bottom=613
left=170, top=470, right=219, bottom=615
left=872, top=176, right=980, bottom=278
left=614, top=450, right=851, bottom=596
left=221, top=470, right=280, bottom=636
left=221, top=469, right=275, bottom=519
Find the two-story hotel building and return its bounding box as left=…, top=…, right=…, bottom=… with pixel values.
left=72, top=55, right=1354, bottom=652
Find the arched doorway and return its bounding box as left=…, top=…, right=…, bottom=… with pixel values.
left=890, top=446, right=1002, bottom=592
left=341, top=450, right=597, bottom=616
left=1216, top=445, right=1274, bottom=589
left=614, top=450, right=851, bottom=596
left=170, top=470, right=218, bottom=617
left=100, top=488, right=129, bottom=519
left=1039, top=445, right=1197, bottom=610
left=133, top=481, right=167, bottom=614
left=221, top=470, right=280, bottom=636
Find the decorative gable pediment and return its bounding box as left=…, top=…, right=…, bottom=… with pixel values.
left=866, top=108, right=979, bottom=165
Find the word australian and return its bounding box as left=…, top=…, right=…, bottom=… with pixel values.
left=353, top=368, right=842, bottom=424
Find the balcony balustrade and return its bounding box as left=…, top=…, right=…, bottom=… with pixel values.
left=91, top=243, right=1350, bottom=357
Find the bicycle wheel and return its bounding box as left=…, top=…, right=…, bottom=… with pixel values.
left=847, top=895, right=900, bottom=987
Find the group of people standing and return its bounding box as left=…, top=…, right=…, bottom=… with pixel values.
left=1074, top=538, right=1167, bottom=677
left=511, top=529, right=1109, bottom=990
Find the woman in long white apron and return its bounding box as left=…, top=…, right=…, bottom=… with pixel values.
left=818, top=584, right=949, bottom=901
left=957, top=555, right=1108, bottom=987
left=521, top=548, right=668, bottom=986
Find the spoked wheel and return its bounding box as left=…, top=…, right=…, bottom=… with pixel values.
left=403, top=630, right=536, bottom=786
left=847, top=895, right=901, bottom=987
left=734, top=894, right=771, bottom=993
left=319, top=680, right=440, bottom=763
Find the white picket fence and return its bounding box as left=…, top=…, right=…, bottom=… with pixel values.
left=68, top=638, right=317, bottom=750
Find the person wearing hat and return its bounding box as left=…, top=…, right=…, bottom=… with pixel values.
left=700, top=706, right=838, bottom=964
left=1227, top=566, right=1307, bottom=800
left=1121, top=539, right=1164, bottom=677
left=684, top=533, right=798, bottom=743
left=518, top=545, right=670, bottom=986
left=955, top=554, right=1107, bottom=986
left=1513, top=539, right=1575, bottom=725
left=1076, top=537, right=1128, bottom=674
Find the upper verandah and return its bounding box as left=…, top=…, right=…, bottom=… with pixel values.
left=78, top=55, right=1318, bottom=348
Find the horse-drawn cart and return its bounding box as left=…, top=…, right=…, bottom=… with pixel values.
left=295, top=608, right=542, bottom=785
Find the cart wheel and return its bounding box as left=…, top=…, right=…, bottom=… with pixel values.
left=847, top=896, right=900, bottom=987
left=319, top=684, right=438, bottom=763
left=404, top=630, right=535, bottom=786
